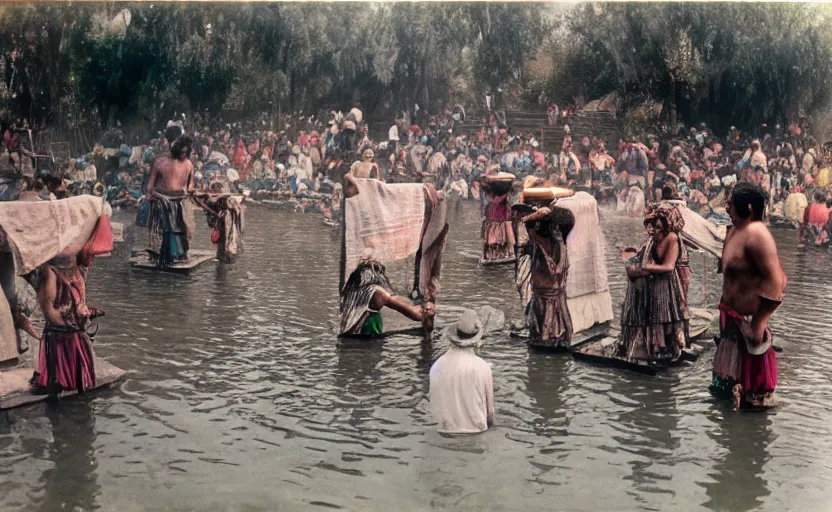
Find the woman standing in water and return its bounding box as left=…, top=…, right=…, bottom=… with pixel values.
left=31, top=221, right=110, bottom=399
left=619, top=203, right=690, bottom=362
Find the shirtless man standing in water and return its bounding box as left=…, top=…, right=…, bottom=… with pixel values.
left=147, top=132, right=195, bottom=197
left=712, top=182, right=787, bottom=409
left=145, top=132, right=196, bottom=266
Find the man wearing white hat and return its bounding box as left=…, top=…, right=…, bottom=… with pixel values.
left=429, top=309, right=495, bottom=434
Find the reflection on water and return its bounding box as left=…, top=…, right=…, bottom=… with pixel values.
left=1, top=201, right=832, bottom=511
left=704, top=413, right=774, bottom=512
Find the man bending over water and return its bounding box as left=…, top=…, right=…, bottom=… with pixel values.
left=711, top=182, right=787, bottom=409
left=339, top=174, right=437, bottom=335
left=340, top=259, right=435, bottom=335
left=146, top=130, right=196, bottom=267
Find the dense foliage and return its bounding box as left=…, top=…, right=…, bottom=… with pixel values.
left=547, top=3, right=832, bottom=134
left=0, top=2, right=830, bottom=138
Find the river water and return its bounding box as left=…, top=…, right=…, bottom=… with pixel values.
left=1, top=200, right=831, bottom=512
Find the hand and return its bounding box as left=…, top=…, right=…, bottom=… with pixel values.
left=422, top=301, right=436, bottom=319
left=750, top=318, right=767, bottom=347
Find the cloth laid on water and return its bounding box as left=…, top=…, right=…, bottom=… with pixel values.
left=147, top=191, right=195, bottom=267
left=710, top=304, right=777, bottom=408
left=0, top=195, right=111, bottom=275
left=557, top=192, right=614, bottom=333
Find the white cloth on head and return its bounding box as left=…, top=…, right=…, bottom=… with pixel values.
left=429, top=348, right=494, bottom=434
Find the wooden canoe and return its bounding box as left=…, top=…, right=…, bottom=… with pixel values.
left=0, top=358, right=126, bottom=409
left=129, top=249, right=216, bottom=273
left=479, top=256, right=517, bottom=266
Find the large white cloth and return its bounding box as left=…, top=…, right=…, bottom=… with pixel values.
left=663, top=200, right=726, bottom=258
left=558, top=192, right=614, bottom=332
left=0, top=195, right=111, bottom=275
left=344, top=179, right=426, bottom=276
left=429, top=349, right=494, bottom=434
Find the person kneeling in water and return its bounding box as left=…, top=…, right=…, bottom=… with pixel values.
left=339, top=259, right=435, bottom=335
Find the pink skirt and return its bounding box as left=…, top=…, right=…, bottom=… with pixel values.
left=34, top=331, right=96, bottom=392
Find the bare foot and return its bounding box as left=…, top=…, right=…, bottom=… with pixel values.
left=732, top=384, right=743, bottom=411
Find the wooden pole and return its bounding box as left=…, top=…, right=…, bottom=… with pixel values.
left=702, top=251, right=707, bottom=306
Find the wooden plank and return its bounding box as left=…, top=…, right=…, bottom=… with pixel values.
left=572, top=350, right=660, bottom=376
left=0, top=358, right=126, bottom=409
left=129, top=249, right=215, bottom=273
left=479, top=256, right=516, bottom=266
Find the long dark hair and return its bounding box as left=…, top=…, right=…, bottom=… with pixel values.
left=171, top=135, right=193, bottom=161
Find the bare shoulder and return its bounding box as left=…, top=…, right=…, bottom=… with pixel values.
left=747, top=221, right=777, bottom=246
left=152, top=156, right=172, bottom=171
left=745, top=221, right=779, bottom=258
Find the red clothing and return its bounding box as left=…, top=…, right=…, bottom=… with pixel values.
left=33, top=265, right=96, bottom=392
left=807, top=203, right=831, bottom=226
left=232, top=141, right=246, bottom=167
left=4, top=129, right=19, bottom=151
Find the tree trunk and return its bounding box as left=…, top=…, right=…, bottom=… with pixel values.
left=669, top=78, right=677, bottom=129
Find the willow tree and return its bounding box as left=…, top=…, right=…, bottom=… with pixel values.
left=555, top=2, right=832, bottom=133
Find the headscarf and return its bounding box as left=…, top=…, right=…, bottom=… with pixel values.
left=644, top=202, right=684, bottom=234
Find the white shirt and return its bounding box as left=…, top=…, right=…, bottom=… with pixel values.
left=429, top=348, right=494, bottom=434
left=294, top=165, right=309, bottom=181
left=388, top=125, right=400, bottom=142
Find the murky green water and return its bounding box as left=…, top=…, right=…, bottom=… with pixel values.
left=1, top=200, right=830, bottom=511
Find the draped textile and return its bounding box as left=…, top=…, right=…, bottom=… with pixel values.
left=558, top=192, right=614, bottom=332
left=344, top=180, right=426, bottom=276
left=0, top=195, right=111, bottom=275
left=662, top=199, right=726, bottom=258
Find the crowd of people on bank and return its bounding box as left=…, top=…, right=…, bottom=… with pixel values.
left=2, top=104, right=830, bottom=248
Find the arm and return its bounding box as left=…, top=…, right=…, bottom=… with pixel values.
left=37, top=267, right=64, bottom=326
left=642, top=234, right=679, bottom=273
left=344, top=173, right=359, bottom=198
left=370, top=289, right=429, bottom=322
left=187, top=161, right=196, bottom=195
left=485, top=365, right=495, bottom=427
left=747, top=225, right=787, bottom=344
left=146, top=162, right=158, bottom=198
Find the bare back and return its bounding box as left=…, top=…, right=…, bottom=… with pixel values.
left=149, top=156, right=194, bottom=195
